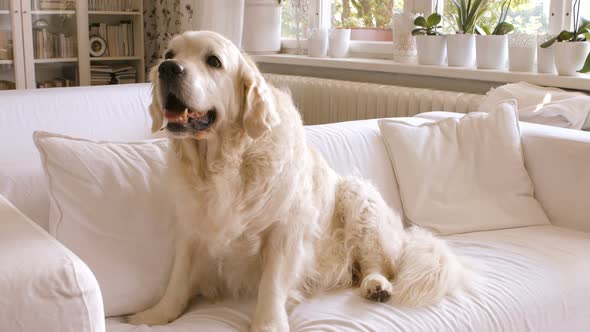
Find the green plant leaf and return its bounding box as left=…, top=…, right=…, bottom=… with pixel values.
left=493, top=22, right=514, bottom=35
left=411, top=28, right=427, bottom=36
left=427, top=13, right=442, bottom=27
left=558, top=30, right=575, bottom=41
left=475, top=25, right=490, bottom=35
left=540, top=35, right=559, bottom=48
left=578, top=51, right=590, bottom=73
left=414, top=16, right=428, bottom=28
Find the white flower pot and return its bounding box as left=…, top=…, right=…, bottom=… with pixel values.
left=195, top=0, right=245, bottom=48
left=554, top=41, right=590, bottom=76
left=447, top=34, right=476, bottom=67
left=415, top=35, right=447, bottom=66
left=476, top=35, right=507, bottom=69
left=329, top=29, right=351, bottom=58
left=537, top=46, right=556, bottom=74
left=308, top=28, right=329, bottom=57
left=242, top=0, right=282, bottom=54
left=508, top=34, right=537, bottom=72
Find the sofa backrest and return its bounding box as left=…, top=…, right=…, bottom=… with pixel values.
left=0, top=84, right=153, bottom=230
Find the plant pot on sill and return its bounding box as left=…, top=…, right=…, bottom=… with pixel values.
left=329, top=28, right=351, bottom=58
left=446, top=34, right=476, bottom=67
left=554, top=41, right=590, bottom=76
left=241, top=0, right=282, bottom=54
left=415, top=35, right=446, bottom=66
left=476, top=35, right=507, bottom=69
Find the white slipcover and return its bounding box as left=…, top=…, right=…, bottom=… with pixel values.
left=0, top=194, right=105, bottom=332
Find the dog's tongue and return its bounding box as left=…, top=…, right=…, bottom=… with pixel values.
left=165, top=109, right=189, bottom=124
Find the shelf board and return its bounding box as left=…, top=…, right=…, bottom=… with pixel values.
left=0, top=59, right=14, bottom=65
left=0, top=10, right=10, bottom=14
left=90, top=56, right=143, bottom=62
left=31, top=10, right=76, bottom=15
left=88, top=10, right=141, bottom=16
left=35, top=57, right=78, bottom=64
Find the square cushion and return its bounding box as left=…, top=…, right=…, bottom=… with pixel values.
left=33, top=131, right=174, bottom=316
left=378, top=101, right=549, bottom=235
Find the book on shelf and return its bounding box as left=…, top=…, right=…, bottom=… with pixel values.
left=90, top=21, right=134, bottom=57
left=0, top=80, right=15, bottom=90
left=37, top=78, right=75, bottom=88
left=32, top=0, right=76, bottom=11
left=91, top=64, right=137, bottom=85
left=88, top=0, right=137, bottom=12
left=33, top=28, right=76, bottom=59
left=0, top=30, right=13, bottom=60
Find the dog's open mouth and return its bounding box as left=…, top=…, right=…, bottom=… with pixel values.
left=164, top=93, right=216, bottom=132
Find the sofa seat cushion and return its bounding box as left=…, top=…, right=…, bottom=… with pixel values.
left=106, top=225, right=590, bottom=332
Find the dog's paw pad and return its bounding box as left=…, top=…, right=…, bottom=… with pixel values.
left=361, top=274, right=392, bottom=303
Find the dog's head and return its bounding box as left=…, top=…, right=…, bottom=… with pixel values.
left=149, top=31, right=280, bottom=140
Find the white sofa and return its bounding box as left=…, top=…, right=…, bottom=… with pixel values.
left=1, top=76, right=590, bottom=332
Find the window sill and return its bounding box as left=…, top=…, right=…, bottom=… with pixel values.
left=252, top=54, right=590, bottom=92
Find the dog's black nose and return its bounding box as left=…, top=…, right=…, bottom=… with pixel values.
left=159, top=61, right=184, bottom=79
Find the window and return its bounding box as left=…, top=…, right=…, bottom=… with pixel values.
left=331, top=0, right=403, bottom=41
left=442, top=0, right=550, bottom=34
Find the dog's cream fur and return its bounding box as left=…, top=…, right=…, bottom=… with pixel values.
left=128, top=31, right=466, bottom=332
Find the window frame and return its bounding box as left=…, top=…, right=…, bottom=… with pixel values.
left=282, top=0, right=568, bottom=56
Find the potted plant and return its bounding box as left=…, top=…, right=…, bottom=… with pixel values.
left=329, top=17, right=357, bottom=58
left=540, top=0, right=590, bottom=75
left=446, top=0, right=489, bottom=67
left=412, top=8, right=446, bottom=66
left=475, top=0, right=513, bottom=69
left=242, top=0, right=284, bottom=54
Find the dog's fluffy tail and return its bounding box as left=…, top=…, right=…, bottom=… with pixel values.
left=391, top=227, right=467, bottom=307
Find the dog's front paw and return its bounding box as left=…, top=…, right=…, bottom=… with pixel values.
left=361, top=273, right=392, bottom=303
left=127, top=308, right=173, bottom=326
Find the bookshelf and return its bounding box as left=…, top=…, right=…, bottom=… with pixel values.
left=0, top=0, right=145, bottom=90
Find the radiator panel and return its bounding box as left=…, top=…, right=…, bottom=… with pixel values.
left=264, top=74, right=484, bottom=125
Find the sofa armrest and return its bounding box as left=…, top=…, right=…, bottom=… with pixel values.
left=520, top=123, right=590, bottom=233
left=0, top=195, right=105, bottom=332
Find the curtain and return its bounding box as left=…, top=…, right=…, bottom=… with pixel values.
left=143, top=0, right=197, bottom=71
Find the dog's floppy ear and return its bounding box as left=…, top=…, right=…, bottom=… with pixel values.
left=149, top=102, right=164, bottom=133
left=241, top=57, right=280, bottom=139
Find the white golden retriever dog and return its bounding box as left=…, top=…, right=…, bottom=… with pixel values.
left=128, top=31, right=466, bottom=331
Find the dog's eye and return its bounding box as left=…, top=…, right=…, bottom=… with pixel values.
left=206, top=55, right=222, bottom=69
left=164, top=50, right=175, bottom=60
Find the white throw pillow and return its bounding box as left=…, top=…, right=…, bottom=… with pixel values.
left=378, top=101, right=550, bottom=235
left=33, top=131, right=174, bottom=317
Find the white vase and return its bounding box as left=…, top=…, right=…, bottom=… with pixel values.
left=508, top=34, right=537, bottom=72
left=308, top=28, right=329, bottom=57
left=329, top=29, right=351, bottom=58
left=476, top=35, right=507, bottom=69
left=554, top=41, right=590, bottom=76
left=241, top=0, right=282, bottom=54
left=447, top=34, right=476, bottom=67
left=537, top=33, right=556, bottom=74
left=415, top=35, right=446, bottom=66
left=195, top=0, right=245, bottom=48
left=537, top=46, right=556, bottom=74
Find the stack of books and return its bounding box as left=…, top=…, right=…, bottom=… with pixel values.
left=0, top=0, right=9, bottom=10
left=37, top=78, right=76, bottom=88
left=89, top=0, right=136, bottom=12
left=89, top=22, right=134, bottom=57
left=0, top=80, right=15, bottom=90
left=33, top=29, right=76, bottom=59
left=91, top=65, right=137, bottom=85
left=33, top=0, right=75, bottom=10
left=0, top=30, right=13, bottom=60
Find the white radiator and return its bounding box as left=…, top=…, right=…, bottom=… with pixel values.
left=263, top=74, right=484, bottom=125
